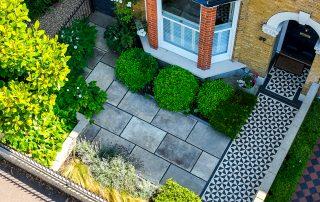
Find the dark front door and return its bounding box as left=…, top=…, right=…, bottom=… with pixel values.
left=281, top=20, right=319, bottom=65
left=92, top=0, right=115, bottom=16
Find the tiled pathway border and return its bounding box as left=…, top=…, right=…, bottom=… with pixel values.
left=254, top=83, right=320, bottom=201
left=81, top=15, right=231, bottom=195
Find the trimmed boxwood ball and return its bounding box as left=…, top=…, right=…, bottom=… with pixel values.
left=154, top=66, right=199, bottom=111
left=197, top=80, right=234, bottom=118
left=115, top=48, right=158, bottom=91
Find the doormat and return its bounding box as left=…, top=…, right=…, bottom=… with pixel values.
left=275, top=54, right=305, bottom=75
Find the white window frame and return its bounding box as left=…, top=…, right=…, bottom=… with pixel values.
left=156, top=0, right=241, bottom=64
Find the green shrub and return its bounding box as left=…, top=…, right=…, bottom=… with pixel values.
left=24, top=0, right=59, bottom=20
left=197, top=80, right=233, bottom=118
left=153, top=179, right=201, bottom=202
left=58, top=20, right=97, bottom=77
left=154, top=66, right=199, bottom=111
left=54, top=76, right=107, bottom=131
left=209, top=90, right=257, bottom=139
left=116, top=48, right=158, bottom=91
left=266, top=100, right=320, bottom=202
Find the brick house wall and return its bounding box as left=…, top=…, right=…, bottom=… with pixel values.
left=233, top=0, right=320, bottom=92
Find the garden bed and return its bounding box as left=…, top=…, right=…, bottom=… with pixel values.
left=265, top=100, right=320, bottom=201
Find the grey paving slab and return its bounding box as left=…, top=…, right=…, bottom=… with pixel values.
left=101, top=50, right=118, bottom=68
left=87, top=48, right=105, bottom=70
left=107, top=80, right=128, bottom=106
left=187, top=122, right=230, bottom=158
left=93, top=128, right=135, bottom=153
left=118, top=92, right=159, bottom=122
left=160, top=165, right=206, bottom=195
left=130, top=146, right=170, bottom=184
left=151, top=109, right=197, bottom=140
left=82, top=67, right=92, bottom=79
left=191, top=152, right=219, bottom=181
left=89, top=11, right=117, bottom=28
left=93, top=103, right=132, bottom=135
left=121, top=117, right=166, bottom=153
left=94, top=25, right=108, bottom=51
left=86, top=62, right=115, bottom=91
left=80, top=124, right=101, bottom=142
left=156, top=134, right=202, bottom=171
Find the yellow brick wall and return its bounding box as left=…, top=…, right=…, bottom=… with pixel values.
left=233, top=0, right=320, bottom=90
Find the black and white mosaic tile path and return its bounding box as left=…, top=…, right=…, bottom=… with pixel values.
left=201, top=93, right=297, bottom=202
left=265, top=66, right=309, bottom=100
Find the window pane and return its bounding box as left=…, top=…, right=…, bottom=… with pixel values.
left=162, top=0, right=200, bottom=24
left=213, top=30, right=230, bottom=55
left=216, top=3, right=234, bottom=25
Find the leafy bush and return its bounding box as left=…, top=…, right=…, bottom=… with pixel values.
left=75, top=141, right=156, bottom=199
left=105, top=22, right=138, bottom=54
left=0, top=0, right=70, bottom=166
left=152, top=179, right=201, bottom=202
left=154, top=66, right=199, bottom=111
left=115, top=48, right=158, bottom=91
left=209, top=90, right=257, bottom=139
left=59, top=20, right=97, bottom=77
left=266, top=100, right=320, bottom=202
left=24, top=0, right=59, bottom=20
left=197, top=80, right=234, bottom=118
left=54, top=76, right=107, bottom=131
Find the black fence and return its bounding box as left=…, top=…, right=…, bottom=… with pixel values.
left=62, top=0, right=93, bottom=28
left=0, top=143, right=107, bottom=202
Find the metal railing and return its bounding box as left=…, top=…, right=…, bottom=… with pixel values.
left=0, top=143, right=107, bottom=202
left=62, top=0, right=92, bottom=28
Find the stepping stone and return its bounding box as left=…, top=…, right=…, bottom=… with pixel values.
left=93, top=103, right=132, bottom=135
left=107, top=81, right=128, bottom=106
left=187, top=122, right=230, bottom=158
left=151, top=109, right=197, bottom=140
left=86, top=62, right=115, bottom=91
left=130, top=146, right=170, bottom=184
left=80, top=124, right=101, bottom=142
left=191, top=152, right=219, bottom=181
left=93, top=128, right=135, bottom=153
left=89, top=11, right=116, bottom=28
left=101, top=51, right=118, bottom=68
left=121, top=117, right=166, bottom=153
left=160, top=164, right=206, bottom=195
left=118, top=92, right=159, bottom=122
left=156, top=134, right=201, bottom=171
left=87, top=48, right=105, bottom=70
left=94, top=25, right=108, bottom=51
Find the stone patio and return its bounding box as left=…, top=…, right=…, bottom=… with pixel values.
left=80, top=12, right=231, bottom=195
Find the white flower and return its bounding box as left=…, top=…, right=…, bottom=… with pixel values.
left=74, top=45, right=77, bottom=49
left=76, top=87, right=80, bottom=89
left=114, top=36, right=118, bottom=40
left=76, top=37, right=79, bottom=40
left=119, top=0, right=122, bottom=3
left=126, top=1, right=132, bottom=7
left=79, top=94, right=82, bottom=98
left=66, top=89, right=69, bottom=92
left=61, top=35, right=64, bottom=38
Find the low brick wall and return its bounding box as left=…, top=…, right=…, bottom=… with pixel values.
left=39, top=0, right=92, bottom=37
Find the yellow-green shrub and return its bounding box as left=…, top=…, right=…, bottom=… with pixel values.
left=0, top=0, right=70, bottom=166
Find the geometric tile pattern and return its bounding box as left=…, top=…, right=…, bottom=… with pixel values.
left=202, top=94, right=297, bottom=202
left=292, top=139, right=320, bottom=202
left=266, top=67, right=309, bottom=100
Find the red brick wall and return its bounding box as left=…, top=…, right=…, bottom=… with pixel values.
left=146, top=0, right=158, bottom=49
left=197, top=6, right=217, bottom=69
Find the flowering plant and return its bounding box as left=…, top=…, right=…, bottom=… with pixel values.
left=237, top=73, right=258, bottom=89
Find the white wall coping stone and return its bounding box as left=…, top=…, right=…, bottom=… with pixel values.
left=253, top=82, right=320, bottom=201
left=51, top=112, right=90, bottom=171
left=139, top=34, right=246, bottom=79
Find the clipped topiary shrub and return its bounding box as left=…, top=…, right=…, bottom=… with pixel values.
left=209, top=90, right=257, bottom=139
left=116, top=48, right=158, bottom=91
left=152, top=178, right=201, bottom=202
left=197, top=80, right=233, bottom=118
left=154, top=66, right=199, bottom=111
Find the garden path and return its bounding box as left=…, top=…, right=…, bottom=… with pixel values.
left=81, top=12, right=231, bottom=195
left=292, top=139, right=320, bottom=201
left=201, top=63, right=309, bottom=201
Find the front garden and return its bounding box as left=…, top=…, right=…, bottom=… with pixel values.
left=0, top=0, right=258, bottom=201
